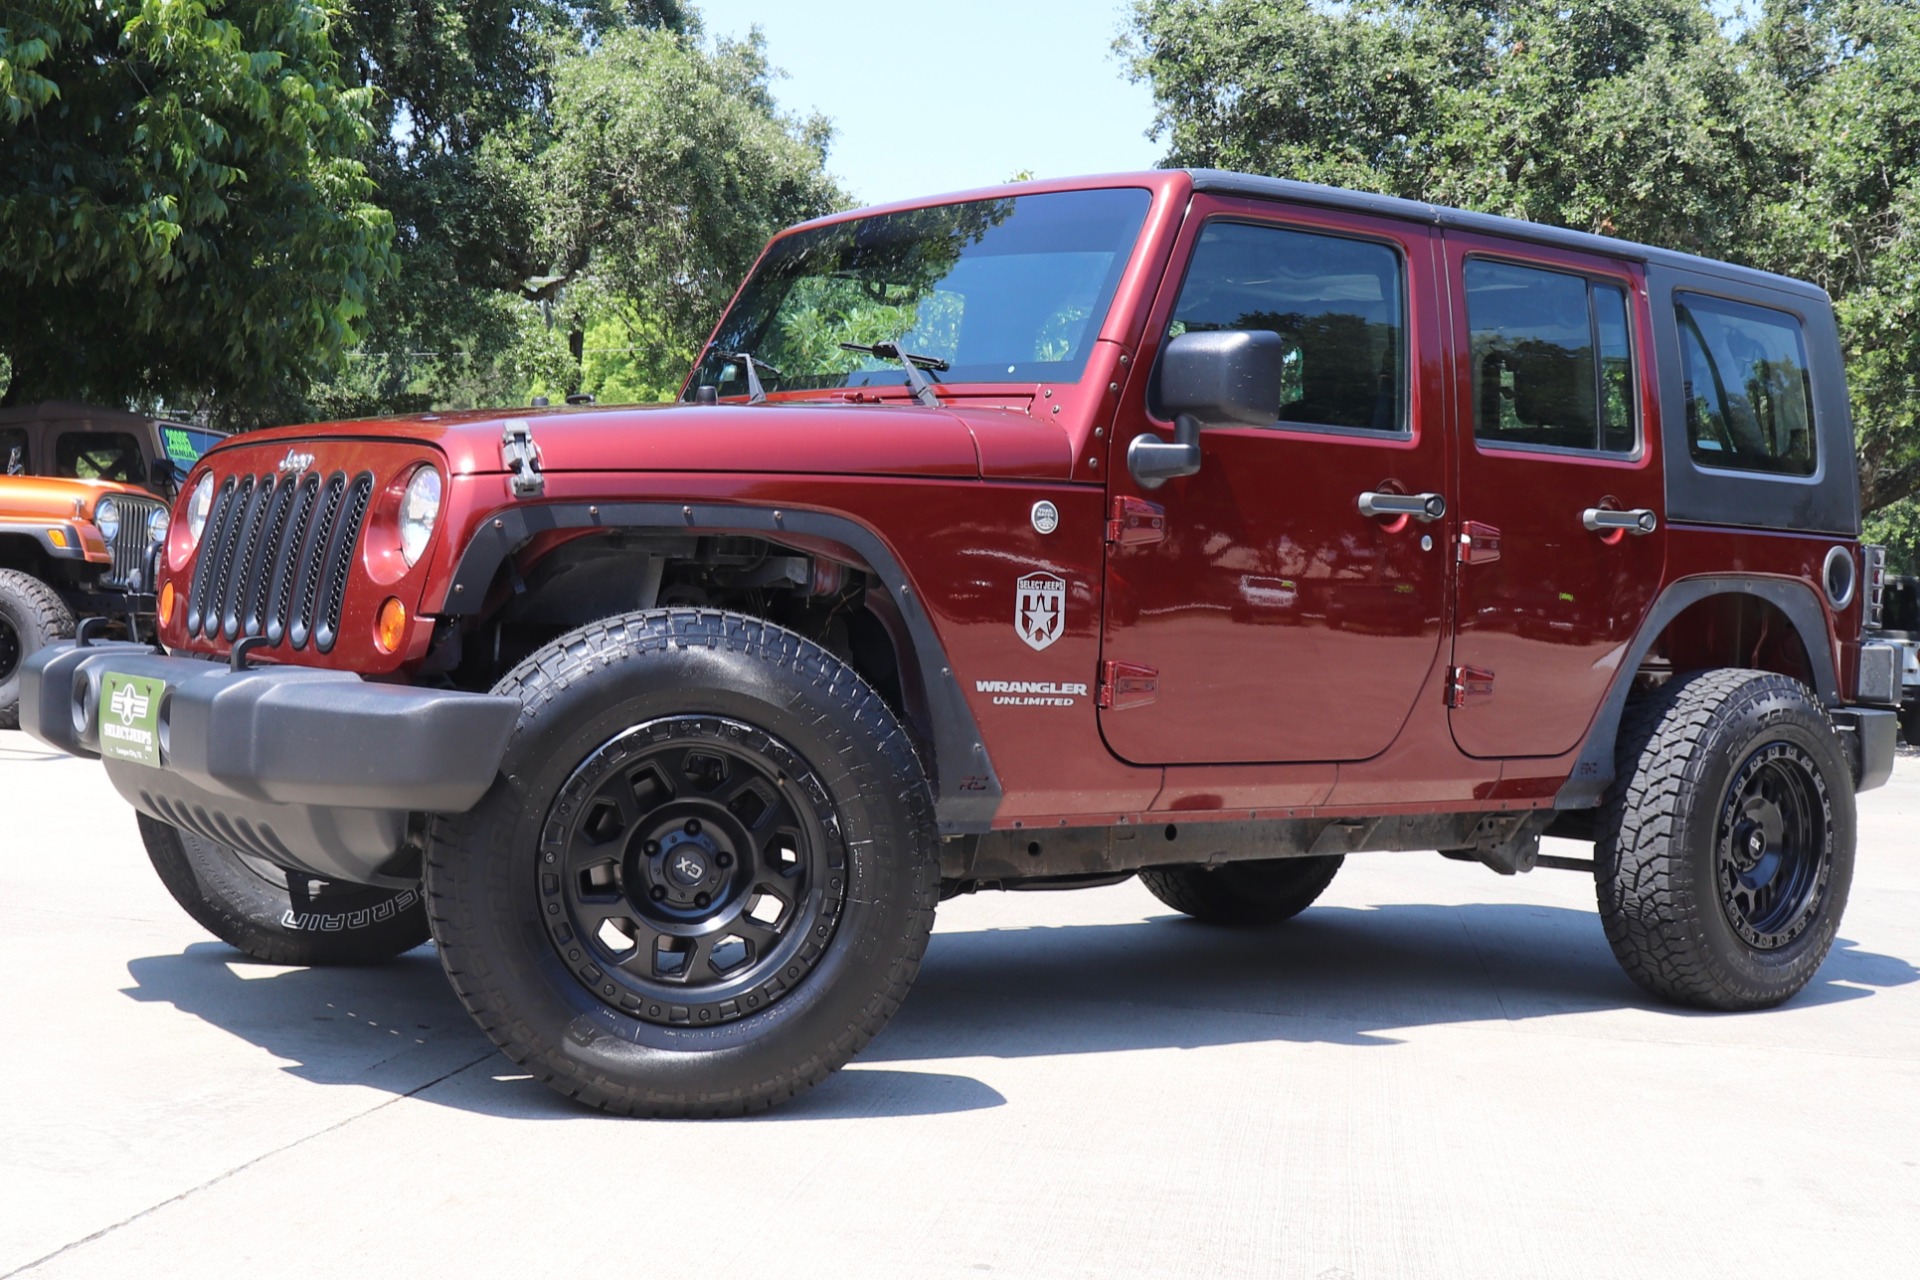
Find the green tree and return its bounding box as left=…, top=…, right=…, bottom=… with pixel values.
left=307, top=4, right=843, bottom=416
left=0, top=1, right=393, bottom=423
left=1122, top=0, right=1920, bottom=514
left=532, top=25, right=845, bottom=397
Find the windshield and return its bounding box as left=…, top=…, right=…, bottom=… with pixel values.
left=688, top=188, right=1153, bottom=400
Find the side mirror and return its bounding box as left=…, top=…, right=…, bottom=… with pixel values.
left=1128, top=329, right=1285, bottom=488
left=149, top=457, right=179, bottom=498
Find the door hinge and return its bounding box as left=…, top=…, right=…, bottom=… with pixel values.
left=1106, top=495, right=1167, bottom=547
left=1457, top=520, right=1501, bottom=565
left=501, top=419, right=545, bottom=498
left=1446, top=666, right=1495, bottom=708
left=1098, top=660, right=1159, bottom=710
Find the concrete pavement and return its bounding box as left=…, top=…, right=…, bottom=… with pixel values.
left=3, top=731, right=1917, bottom=1279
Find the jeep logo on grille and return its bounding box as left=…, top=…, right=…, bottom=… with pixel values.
left=277, top=449, right=315, bottom=474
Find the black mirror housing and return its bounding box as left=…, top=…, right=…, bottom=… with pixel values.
left=1129, top=330, right=1284, bottom=488
left=1160, top=329, right=1285, bottom=427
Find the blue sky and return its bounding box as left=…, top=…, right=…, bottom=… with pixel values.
left=700, top=0, right=1165, bottom=207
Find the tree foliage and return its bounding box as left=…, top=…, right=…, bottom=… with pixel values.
left=1123, top=0, right=1920, bottom=513
left=534, top=26, right=843, bottom=397
left=0, top=1, right=393, bottom=422
left=309, top=3, right=844, bottom=418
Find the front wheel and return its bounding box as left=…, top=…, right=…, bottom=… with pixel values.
left=1597, top=668, right=1855, bottom=1010
left=425, top=610, right=939, bottom=1117
left=0, top=568, right=75, bottom=730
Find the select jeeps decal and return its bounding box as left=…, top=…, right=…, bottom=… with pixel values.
left=1016, top=572, right=1065, bottom=651
left=977, top=679, right=1089, bottom=707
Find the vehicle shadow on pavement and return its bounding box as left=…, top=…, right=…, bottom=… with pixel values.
left=117, top=903, right=1915, bottom=1117
left=866, top=903, right=1920, bottom=1062
left=118, top=943, right=1009, bottom=1121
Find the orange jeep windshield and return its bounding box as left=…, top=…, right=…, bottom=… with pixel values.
left=689, top=188, right=1152, bottom=400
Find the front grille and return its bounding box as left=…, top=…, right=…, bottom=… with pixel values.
left=184, top=469, right=373, bottom=653
left=103, top=495, right=165, bottom=589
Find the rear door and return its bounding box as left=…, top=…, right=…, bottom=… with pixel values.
left=1099, top=198, right=1452, bottom=765
left=1443, top=234, right=1666, bottom=758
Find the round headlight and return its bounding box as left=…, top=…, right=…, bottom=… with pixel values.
left=185, top=473, right=214, bottom=548
left=94, top=497, right=121, bottom=543
left=147, top=506, right=170, bottom=545
left=399, top=467, right=442, bottom=567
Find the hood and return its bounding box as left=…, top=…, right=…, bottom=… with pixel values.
left=0, top=474, right=149, bottom=522
left=224, top=399, right=1078, bottom=481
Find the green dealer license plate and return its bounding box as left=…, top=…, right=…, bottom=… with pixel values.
left=98, top=673, right=166, bottom=767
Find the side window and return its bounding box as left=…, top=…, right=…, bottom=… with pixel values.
left=1464, top=259, right=1637, bottom=453
left=1159, top=221, right=1406, bottom=432
left=0, top=428, right=26, bottom=475
left=55, top=431, right=147, bottom=484
left=1675, top=293, right=1815, bottom=476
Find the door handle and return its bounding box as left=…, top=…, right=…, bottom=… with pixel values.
left=1581, top=507, right=1658, bottom=536
left=1358, top=491, right=1446, bottom=522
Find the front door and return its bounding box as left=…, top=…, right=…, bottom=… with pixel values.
left=1442, top=234, right=1666, bottom=758
left=1100, top=200, right=1451, bottom=765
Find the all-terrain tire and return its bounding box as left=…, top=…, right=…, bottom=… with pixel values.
left=424, top=609, right=940, bottom=1117
left=1596, top=668, right=1855, bottom=1010
left=140, top=815, right=430, bottom=965
left=1140, top=856, right=1344, bottom=926
left=0, top=568, right=75, bottom=729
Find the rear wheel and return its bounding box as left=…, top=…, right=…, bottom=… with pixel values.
left=1597, top=668, right=1854, bottom=1010
left=1140, top=856, right=1344, bottom=926
left=0, top=569, right=75, bottom=730
left=139, top=815, right=429, bottom=965
left=425, top=609, right=939, bottom=1117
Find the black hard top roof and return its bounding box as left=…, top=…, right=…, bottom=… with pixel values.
left=1188, top=169, right=1828, bottom=303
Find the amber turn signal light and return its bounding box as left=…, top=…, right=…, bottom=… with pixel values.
left=46, top=528, right=68, bottom=549
left=375, top=597, right=408, bottom=653
left=158, top=581, right=175, bottom=626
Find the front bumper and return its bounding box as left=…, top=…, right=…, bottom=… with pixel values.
left=23, top=641, right=518, bottom=887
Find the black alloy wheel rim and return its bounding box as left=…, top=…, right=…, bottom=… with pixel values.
left=0, top=615, right=19, bottom=684
left=1715, top=741, right=1834, bottom=950
left=541, top=716, right=847, bottom=1027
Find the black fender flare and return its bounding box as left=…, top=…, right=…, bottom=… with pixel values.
left=1556, top=574, right=1839, bottom=809
left=0, top=519, right=90, bottom=562
left=433, top=500, right=1002, bottom=834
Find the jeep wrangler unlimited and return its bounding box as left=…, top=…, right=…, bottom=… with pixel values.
left=21, top=171, right=1900, bottom=1115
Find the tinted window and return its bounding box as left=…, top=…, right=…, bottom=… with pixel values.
left=1676, top=293, right=1815, bottom=476
left=55, top=431, right=147, bottom=484
left=0, top=428, right=25, bottom=475
left=1465, top=259, right=1636, bottom=453
left=1159, top=222, right=1405, bottom=431
left=160, top=425, right=224, bottom=469
left=691, top=188, right=1152, bottom=396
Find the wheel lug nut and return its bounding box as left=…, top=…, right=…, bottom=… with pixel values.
left=717, top=853, right=732, bottom=868
left=684, top=819, right=702, bottom=836
left=650, top=886, right=667, bottom=901
left=694, top=892, right=710, bottom=908
left=644, top=841, right=660, bottom=856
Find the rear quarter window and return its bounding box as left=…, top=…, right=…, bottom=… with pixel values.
left=1675, top=293, right=1815, bottom=477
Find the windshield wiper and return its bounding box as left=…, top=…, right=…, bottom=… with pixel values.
left=839, top=341, right=948, bottom=408
left=721, top=350, right=782, bottom=404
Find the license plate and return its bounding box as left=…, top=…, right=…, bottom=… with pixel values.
left=98, top=673, right=166, bottom=767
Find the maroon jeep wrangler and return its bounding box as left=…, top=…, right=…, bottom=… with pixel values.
left=23, top=171, right=1900, bottom=1116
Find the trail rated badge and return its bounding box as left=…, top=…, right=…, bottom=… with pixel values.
left=98, top=673, right=165, bottom=767
left=1015, top=573, right=1065, bottom=651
